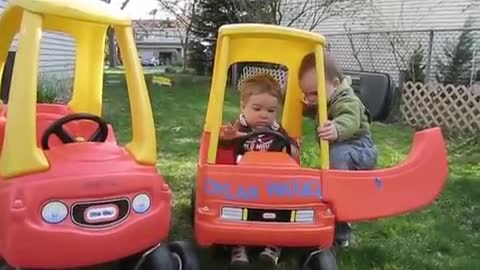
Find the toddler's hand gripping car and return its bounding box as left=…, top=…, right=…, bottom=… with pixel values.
left=0, top=0, right=197, bottom=269
left=191, top=24, right=448, bottom=269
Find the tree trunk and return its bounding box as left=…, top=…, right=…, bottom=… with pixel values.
left=108, top=27, right=116, bottom=68
left=183, top=35, right=189, bottom=72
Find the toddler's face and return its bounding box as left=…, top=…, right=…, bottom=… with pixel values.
left=241, top=93, right=279, bottom=129
left=299, top=68, right=339, bottom=105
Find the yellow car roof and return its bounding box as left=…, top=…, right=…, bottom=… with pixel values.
left=218, top=23, right=326, bottom=45
left=9, top=0, right=131, bottom=26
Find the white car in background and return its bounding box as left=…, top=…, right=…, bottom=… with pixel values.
left=140, top=56, right=160, bottom=67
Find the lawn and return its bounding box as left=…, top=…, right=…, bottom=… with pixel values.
left=103, top=70, right=480, bottom=270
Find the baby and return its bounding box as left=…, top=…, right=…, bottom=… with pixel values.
left=299, top=51, right=378, bottom=247
left=219, top=73, right=299, bottom=163
left=218, top=73, right=298, bottom=266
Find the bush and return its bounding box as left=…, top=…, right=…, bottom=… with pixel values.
left=405, top=44, right=426, bottom=83
left=37, top=76, right=72, bottom=103
left=436, top=18, right=476, bottom=86
left=164, top=66, right=177, bottom=74
left=37, top=86, right=58, bottom=103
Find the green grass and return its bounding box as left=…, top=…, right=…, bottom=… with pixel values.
left=103, top=70, right=480, bottom=270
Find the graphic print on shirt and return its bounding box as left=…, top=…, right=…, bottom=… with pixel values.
left=242, top=134, right=277, bottom=151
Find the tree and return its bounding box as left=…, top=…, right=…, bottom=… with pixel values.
left=188, top=0, right=243, bottom=74
left=100, top=0, right=132, bottom=67
left=187, top=0, right=366, bottom=76
left=188, top=41, right=209, bottom=75
left=436, top=28, right=476, bottom=86
left=190, top=0, right=364, bottom=75
left=405, top=44, right=426, bottom=83
left=156, top=0, right=198, bottom=71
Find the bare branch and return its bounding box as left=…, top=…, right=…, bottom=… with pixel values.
left=276, top=0, right=283, bottom=24
left=227, top=0, right=245, bottom=22
left=286, top=0, right=310, bottom=27
left=155, top=0, right=199, bottom=70
left=157, top=0, right=191, bottom=27
left=268, top=0, right=278, bottom=24
left=344, top=23, right=364, bottom=71
left=287, top=0, right=366, bottom=31
left=120, top=0, right=130, bottom=10
left=308, top=0, right=335, bottom=30
left=464, top=0, right=480, bottom=11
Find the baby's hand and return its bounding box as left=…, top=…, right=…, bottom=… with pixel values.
left=220, top=124, right=246, bottom=140
left=316, top=120, right=338, bottom=141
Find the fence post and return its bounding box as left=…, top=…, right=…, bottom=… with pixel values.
left=386, top=69, right=407, bottom=123
left=424, top=30, right=434, bottom=83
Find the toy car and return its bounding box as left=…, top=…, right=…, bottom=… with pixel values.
left=191, top=23, right=448, bottom=269
left=0, top=0, right=197, bottom=269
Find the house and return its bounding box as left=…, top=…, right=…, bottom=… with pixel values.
left=282, top=0, right=480, bottom=83
left=0, top=0, right=76, bottom=79
left=0, top=0, right=76, bottom=100
left=133, top=19, right=184, bottom=65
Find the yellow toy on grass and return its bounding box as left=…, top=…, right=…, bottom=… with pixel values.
left=152, top=75, right=173, bottom=87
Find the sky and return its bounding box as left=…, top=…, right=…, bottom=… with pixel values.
left=110, top=0, right=170, bottom=19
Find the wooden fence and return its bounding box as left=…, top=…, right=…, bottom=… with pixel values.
left=400, top=82, right=480, bottom=133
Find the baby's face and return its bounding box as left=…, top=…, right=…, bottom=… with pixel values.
left=241, top=93, right=279, bottom=129
left=300, top=68, right=338, bottom=105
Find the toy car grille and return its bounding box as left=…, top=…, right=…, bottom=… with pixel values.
left=246, top=208, right=292, bottom=223
left=71, top=198, right=130, bottom=228
left=221, top=207, right=315, bottom=223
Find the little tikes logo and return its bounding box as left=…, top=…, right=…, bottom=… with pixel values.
left=205, top=178, right=322, bottom=201
left=84, top=204, right=119, bottom=223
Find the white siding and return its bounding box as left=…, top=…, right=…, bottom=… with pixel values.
left=284, top=0, right=480, bottom=35
left=360, top=0, right=480, bottom=31
left=0, top=0, right=75, bottom=79
left=281, top=0, right=480, bottom=84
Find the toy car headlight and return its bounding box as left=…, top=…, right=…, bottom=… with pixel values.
left=41, top=201, right=68, bottom=224
left=221, top=207, right=244, bottom=221
left=132, top=193, right=151, bottom=214
left=295, top=210, right=314, bottom=223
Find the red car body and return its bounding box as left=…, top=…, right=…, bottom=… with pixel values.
left=0, top=104, right=171, bottom=268
left=194, top=127, right=448, bottom=248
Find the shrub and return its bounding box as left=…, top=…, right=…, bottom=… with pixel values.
left=164, top=66, right=177, bottom=74
left=37, top=76, right=72, bottom=103
left=436, top=18, right=476, bottom=86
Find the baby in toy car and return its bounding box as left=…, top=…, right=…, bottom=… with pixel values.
left=299, top=51, right=378, bottom=247
left=218, top=73, right=299, bottom=266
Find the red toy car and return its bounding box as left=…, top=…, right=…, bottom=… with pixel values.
left=0, top=0, right=197, bottom=269
left=191, top=24, right=448, bottom=269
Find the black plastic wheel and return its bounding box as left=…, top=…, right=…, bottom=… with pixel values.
left=168, top=241, right=199, bottom=270
left=140, top=244, right=175, bottom=270
left=303, top=249, right=338, bottom=270
left=0, top=259, right=14, bottom=270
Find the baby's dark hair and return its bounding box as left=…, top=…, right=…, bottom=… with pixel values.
left=239, top=73, right=282, bottom=104
left=299, top=51, right=345, bottom=81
